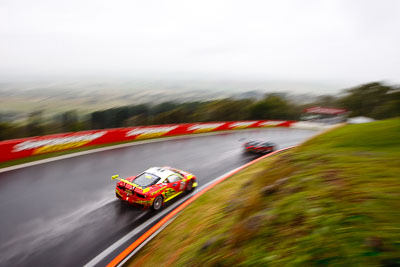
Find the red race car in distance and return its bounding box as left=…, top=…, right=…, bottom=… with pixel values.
left=112, top=166, right=197, bottom=211
left=244, top=140, right=276, bottom=154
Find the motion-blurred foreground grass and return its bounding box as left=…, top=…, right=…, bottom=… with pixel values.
left=129, top=118, right=400, bottom=266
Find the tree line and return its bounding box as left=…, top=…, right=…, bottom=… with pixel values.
left=0, top=81, right=399, bottom=141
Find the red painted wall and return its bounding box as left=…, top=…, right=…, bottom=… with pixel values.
left=0, top=120, right=294, bottom=162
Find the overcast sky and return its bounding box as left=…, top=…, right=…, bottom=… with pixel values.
left=0, top=0, right=399, bottom=85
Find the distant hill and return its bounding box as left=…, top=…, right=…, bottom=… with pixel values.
left=0, top=78, right=340, bottom=120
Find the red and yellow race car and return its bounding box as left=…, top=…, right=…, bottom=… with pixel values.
left=112, top=166, right=197, bottom=211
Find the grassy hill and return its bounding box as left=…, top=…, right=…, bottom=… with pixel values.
left=129, top=118, right=400, bottom=266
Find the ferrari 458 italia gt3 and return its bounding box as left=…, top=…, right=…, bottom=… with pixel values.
left=112, top=166, right=197, bottom=211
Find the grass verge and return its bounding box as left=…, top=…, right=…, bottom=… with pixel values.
left=128, top=118, right=400, bottom=266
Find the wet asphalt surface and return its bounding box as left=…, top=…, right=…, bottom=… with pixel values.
left=0, top=128, right=317, bottom=267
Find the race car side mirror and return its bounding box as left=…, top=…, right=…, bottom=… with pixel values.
left=111, top=174, right=119, bottom=180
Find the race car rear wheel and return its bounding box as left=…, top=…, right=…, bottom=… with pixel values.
left=152, top=195, right=163, bottom=211
left=186, top=180, right=194, bottom=192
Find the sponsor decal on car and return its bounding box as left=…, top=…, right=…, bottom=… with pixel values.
left=132, top=199, right=152, bottom=205
left=229, top=121, right=258, bottom=129
left=126, top=126, right=179, bottom=139
left=187, top=123, right=225, bottom=133
left=151, top=186, right=167, bottom=196
left=162, top=188, right=176, bottom=199
left=13, top=132, right=107, bottom=154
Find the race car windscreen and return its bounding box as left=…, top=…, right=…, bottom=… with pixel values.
left=133, top=172, right=160, bottom=187
left=246, top=141, right=258, bottom=146
left=263, top=142, right=273, bottom=146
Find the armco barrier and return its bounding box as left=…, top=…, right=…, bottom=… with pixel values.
left=0, top=120, right=295, bottom=163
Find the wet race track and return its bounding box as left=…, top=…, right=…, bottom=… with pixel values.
left=0, top=128, right=318, bottom=267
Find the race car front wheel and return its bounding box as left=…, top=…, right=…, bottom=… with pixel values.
left=152, top=195, right=163, bottom=211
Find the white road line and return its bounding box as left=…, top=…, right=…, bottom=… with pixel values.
left=117, top=215, right=179, bottom=267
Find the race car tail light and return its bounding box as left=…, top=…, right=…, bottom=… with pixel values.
left=117, top=184, right=125, bottom=190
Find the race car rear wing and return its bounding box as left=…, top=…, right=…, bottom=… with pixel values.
left=111, top=174, right=137, bottom=187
